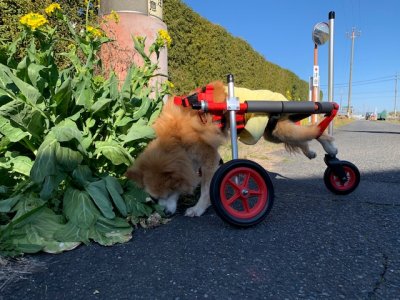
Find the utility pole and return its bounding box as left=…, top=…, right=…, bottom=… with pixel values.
left=347, top=27, right=361, bottom=117
left=395, top=73, right=398, bottom=118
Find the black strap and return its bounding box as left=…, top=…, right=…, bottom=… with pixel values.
left=179, top=93, right=199, bottom=107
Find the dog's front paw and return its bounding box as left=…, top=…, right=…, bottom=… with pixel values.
left=185, top=206, right=206, bottom=217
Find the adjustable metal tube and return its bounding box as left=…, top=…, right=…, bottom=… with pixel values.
left=227, top=74, right=239, bottom=160
left=245, top=100, right=336, bottom=114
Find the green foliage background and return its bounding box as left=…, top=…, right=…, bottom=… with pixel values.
left=0, top=0, right=169, bottom=256
left=0, top=0, right=309, bottom=100
left=0, top=0, right=88, bottom=38
left=163, top=0, right=309, bottom=100
left=0, top=0, right=312, bottom=256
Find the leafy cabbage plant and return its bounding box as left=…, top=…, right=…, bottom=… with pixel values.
left=0, top=2, right=170, bottom=256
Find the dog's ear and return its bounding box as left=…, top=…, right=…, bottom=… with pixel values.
left=125, top=167, right=144, bottom=187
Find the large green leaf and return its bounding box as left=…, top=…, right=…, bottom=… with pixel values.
left=85, top=180, right=115, bottom=219
left=43, top=240, right=81, bottom=254
left=104, top=176, right=127, bottom=217
left=39, top=172, right=66, bottom=200
left=12, top=195, right=46, bottom=220
left=123, top=185, right=153, bottom=217
left=95, top=140, right=133, bottom=166
left=3, top=206, right=68, bottom=255
left=54, top=222, right=90, bottom=244
left=108, top=72, right=119, bottom=101
left=132, top=97, right=151, bottom=121
left=0, top=115, right=30, bottom=142
left=0, top=63, right=43, bottom=105
left=0, top=100, right=45, bottom=140
left=0, top=65, right=17, bottom=102
left=122, top=120, right=155, bottom=144
left=55, top=143, right=83, bottom=172
left=63, top=187, right=99, bottom=229
left=52, top=119, right=83, bottom=143
left=0, top=196, right=20, bottom=213
left=90, top=96, right=112, bottom=114
left=71, top=165, right=96, bottom=187
left=53, top=77, right=73, bottom=117
left=115, top=116, right=133, bottom=127
left=27, top=63, right=47, bottom=91
left=8, top=154, right=33, bottom=176
left=149, top=100, right=163, bottom=125
left=119, top=66, right=134, bottom=101
left=74, top=76, right=94, bottom=108
left=30, top=134, right=58, bottom=184
left=90, top=216, right=132, bottom=246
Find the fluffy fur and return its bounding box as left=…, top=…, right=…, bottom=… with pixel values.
left=126, top=82, right=226, bottom=216
left=265, top=117, right=337, bottom=159
left=126, top=81, right=337, bottom=217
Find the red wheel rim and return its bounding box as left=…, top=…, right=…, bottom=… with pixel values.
left=329, top=166, right=357, bottom=191
left=219, top=167, right=269, bottom=219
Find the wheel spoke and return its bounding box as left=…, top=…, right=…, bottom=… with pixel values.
left=241, top=199, right=250, bottom=213
left=242, top=172, right=251, bottom=188
left=248, top=189, right=262, bottom=196
left=225, top=192, right=241, bottom=206
left=228, top=177, right=241, bottom=191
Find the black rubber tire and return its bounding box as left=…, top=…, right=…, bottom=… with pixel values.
left=210, top=159, right=274, bottom=227
left=324, top=161, right=360, bottom=195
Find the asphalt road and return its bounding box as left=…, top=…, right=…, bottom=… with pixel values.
left=2, top=120, right=400, bottom=299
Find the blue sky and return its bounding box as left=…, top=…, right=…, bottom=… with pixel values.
left=181, top=0, right=400, bottom=114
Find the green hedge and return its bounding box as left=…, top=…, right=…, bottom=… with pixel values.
left=164, top=0, right=309, bottom=100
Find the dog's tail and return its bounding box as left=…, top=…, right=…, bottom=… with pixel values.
left=271, top=119, right=325, bottom=143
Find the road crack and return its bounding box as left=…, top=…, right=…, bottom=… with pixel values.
left=368, top=253, right=389, bottom=299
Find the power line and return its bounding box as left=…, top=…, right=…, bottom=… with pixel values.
left=321, top=75, right=396, bottom=88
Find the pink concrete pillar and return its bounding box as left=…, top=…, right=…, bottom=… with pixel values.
left=99, top=0, right=168, bottom=85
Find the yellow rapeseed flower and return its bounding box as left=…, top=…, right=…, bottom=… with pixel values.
left=106, top=10, right=120, bottom=24
left=19, top=13, right=48, bottom=31
left=45, top=3, right=61, bottom=15
left=86, top=25, right=103, bottom=38
left=166, top=80, right=174, bottom=89
left=158, top=29, right=172, bottom=47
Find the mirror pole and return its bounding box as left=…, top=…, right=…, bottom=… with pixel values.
left=312, top=44, right=319, bottom=125
left=328, top=11, right=335, bottom=135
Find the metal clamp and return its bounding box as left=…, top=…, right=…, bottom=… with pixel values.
left=227, top=97, right=240, bottom=111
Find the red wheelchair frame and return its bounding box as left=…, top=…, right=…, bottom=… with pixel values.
left=174, top=75, right=360, bottom=227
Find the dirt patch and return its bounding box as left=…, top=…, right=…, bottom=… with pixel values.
left=219, top=139, right=286, bottom=170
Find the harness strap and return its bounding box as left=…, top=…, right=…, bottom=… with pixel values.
left=176, top=93, right=199, bottom=107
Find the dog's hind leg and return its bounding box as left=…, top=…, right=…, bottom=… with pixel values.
left=299, top=142, right=317, bottom=159
left=317, top=133, right=338, bottom=156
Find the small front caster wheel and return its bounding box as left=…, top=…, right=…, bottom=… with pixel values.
left=210, top=159, right=274, bottom=227
left=324, top=161, right=360, bottom=195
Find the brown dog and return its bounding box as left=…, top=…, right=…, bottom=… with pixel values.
left=126, top=81, right=337, bottom=216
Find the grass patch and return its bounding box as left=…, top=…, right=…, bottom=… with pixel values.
left=333, top=116, right=355, bottom=128
left=0, top=256, right=46, bottom=292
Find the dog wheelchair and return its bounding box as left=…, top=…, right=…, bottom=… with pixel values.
left=174, top=74, right=360, bottom=227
